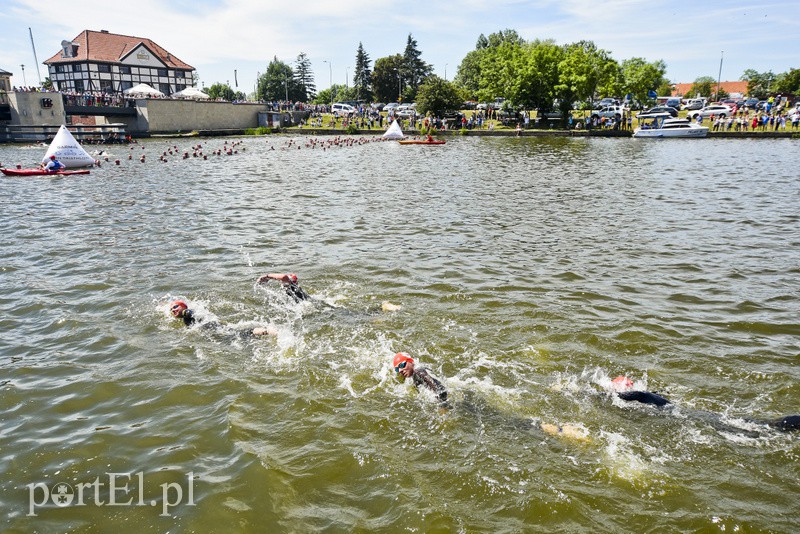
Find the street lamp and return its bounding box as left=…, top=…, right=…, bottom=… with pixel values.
left=715, top=51, right=723, bottom=102
left=284, top=77, right=288, bottom=102
left=345, top=67, right=349, bottom=88
left=20, top=64, right=26, bottom=86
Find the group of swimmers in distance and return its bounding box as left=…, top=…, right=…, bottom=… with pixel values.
left=169, top=273, right=800, bottom=439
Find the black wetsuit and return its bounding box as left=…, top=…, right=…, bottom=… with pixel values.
left=180, top=309, right=261, bottom=339
left=284, top=283, right=310, bottom=302
left=616, top=389, right=800, bottom=433
left=411, top=368, right=449, bottom=408
left=617, top=390, right=671, bottom=407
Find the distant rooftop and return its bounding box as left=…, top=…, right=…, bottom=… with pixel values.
left=673, top=81, right=749, bottom=97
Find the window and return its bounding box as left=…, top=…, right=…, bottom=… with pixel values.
left=175, top=71, right=185, bottom=78
left=55, top=65, right=65, bottom=73
left=100, top=80, right=113, bottom=93
left=157, top=68, right=168, bottom=77
left=97, top=64, right=111, bottom=73
left=72, top=64, right=82, bottom=72
left=159, top=83, right=171, bottom=95
left=74, top=79, right=84, bottom=92
left=120, top=66, right=131, bottom=75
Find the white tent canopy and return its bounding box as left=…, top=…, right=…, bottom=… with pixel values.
left=41, top=125, right=96, bottom=168
left=172, top=86, right=209, bottom=99
left=123, top=83, right=165, bottom=97
left=382, top=119, right=405, bottom=139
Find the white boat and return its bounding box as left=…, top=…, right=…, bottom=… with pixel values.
left=633, top=113, right=708, bottom=138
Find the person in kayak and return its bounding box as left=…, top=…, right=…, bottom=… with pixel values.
left=169, top=300, right=276, bottom=337
left=393, top=352, right=449, bottom=408
left=257, top=273, right=310, bottom=302
left=42, top=155, right=64, bottom=173
left=610, top=375, right=800, bottom=432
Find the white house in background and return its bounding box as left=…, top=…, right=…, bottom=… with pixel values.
left=43, top=30, right=195, bottom=96
left=0, top=68, right=12, bottom=92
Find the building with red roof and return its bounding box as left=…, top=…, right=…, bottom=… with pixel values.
left=43, top=30, right=195, bottom=96
left=672, top=81, right=749, bottom=98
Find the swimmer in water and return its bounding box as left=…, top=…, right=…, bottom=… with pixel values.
left=393, top=352, right=449, bottom=409
left=257, top=273, right=310, bottom=302
left=257, top=272, right=402, bottom=312
left=610, top=375, right=800, bottom=432
left=169, top=300, right=276, bottom=337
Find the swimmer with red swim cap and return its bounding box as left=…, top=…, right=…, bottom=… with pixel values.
left=393, top=352, right=449, bottom=408
left=257, top=273, right=310, bottom=302
left=609, top=374, right=800, bottom=432
left=168, top=299, right=276, bottom=336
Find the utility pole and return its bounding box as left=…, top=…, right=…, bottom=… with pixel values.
left=716, top=51, right=723, bottom=101
left=20, top=64, right=26, bottom=86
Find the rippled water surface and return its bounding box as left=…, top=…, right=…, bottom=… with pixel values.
left=1, top=135, right=799, bottom=532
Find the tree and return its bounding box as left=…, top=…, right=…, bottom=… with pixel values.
left=773, top=68, right=800, bottom=95
left=740, top=69, right=776, bottom=99
left=455, top=30, right=525, bottom=100
left=206, top=82, right=235, bottom=100
left=619, top=57, right=667, bottom=104
left=415, top=76, right=464, bottom=116
left=353, top=42, right=372, bottom=102
left=41, top=77, right=53, bottom=91
left=257, top=57, right=302, bottom=101
left=294, top=52, right=315, bottom=101
left=556, top=40, right=618, bottom=112
left=312, top=84, right=356, bottom=105
left=400, top=34, right=432, bottom=100
left=688, top=76, right=716, bottom=98
left=372, top=55, right=404, bottom=102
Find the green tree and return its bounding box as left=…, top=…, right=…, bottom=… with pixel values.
left=556, top=40, right=618, bottom=112
left=740, top=69, right=776, bottom=99
left=41, top=77, right=53, bottom=91
left=688, top=76, right=716, bottom=98
left=294, top=52, right=315, bottom=101
left=353, top=42, right=372, bottom=102
left=206, top=82, right=235, bottom=100
left=620, top=57, right=667, bottom=104
left=455, top=30, right=525, bottom=100
left=257, top=57, right=302, bottom=101
left=415, top=75, right=464, bottom=116
left=773, top=68, right=800, bottom=95
left=372, top=55, right=404, bottom=103
left=400, top=34, right=432, bottom=100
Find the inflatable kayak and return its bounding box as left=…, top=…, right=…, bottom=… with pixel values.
left=1, top=168, right=91, bottom=177
left=398, top=139, right=446, bottom=145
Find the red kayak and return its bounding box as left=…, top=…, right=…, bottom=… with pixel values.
left=1, top=168, right=91, bottom=177
left=398, top=139, right=446, bottom=145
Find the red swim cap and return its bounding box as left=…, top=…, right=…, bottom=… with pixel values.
left=50, top=155, right=56, bottom=159
left=612, top=376, right=634, bottom=389
left=393, top=352, right=414, bottom=369
left=170, top=300, right=188, bottom=317
left=287, top=273, right=298, bottom=284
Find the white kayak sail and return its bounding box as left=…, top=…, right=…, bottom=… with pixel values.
left=382, top=119, right=405, bottom=140
left=41, top=125, right=97, bottom=168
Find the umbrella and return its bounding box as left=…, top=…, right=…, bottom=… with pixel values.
left=172, top=86, right=209, bottom=99
left=123, top=83, right=165, bottom=97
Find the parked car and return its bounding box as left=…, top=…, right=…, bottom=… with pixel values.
left=686, top=104, right=733, bottom=119
left=476, top=102, right=489, bottom=110
left=665, top=97, right=682, bottom=109
left=743, top=98, right=759, bottom=109
left=682, top=98, right=705, bottom=111
left=642, top=106, right=678, bottom=117
left=384, top=102, right=400, bottom=114
left=591, top=105, right=627, bottom=121
left=395, top=103, right=416, bottom=118
left=596, top=97, right=619, bottom=108
left=331, top=102, right=356, bottom=116
left=371, top=102, right=385, bottom=111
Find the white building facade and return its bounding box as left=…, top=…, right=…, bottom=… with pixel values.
left=44, top=30, right=195, bottom=96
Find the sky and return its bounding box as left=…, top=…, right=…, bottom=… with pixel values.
left=1, top=0, right=798, bottom=97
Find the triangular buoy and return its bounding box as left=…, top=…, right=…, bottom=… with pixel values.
left=41, top=126, right=96, bottom=168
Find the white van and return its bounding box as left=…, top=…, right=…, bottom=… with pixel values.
left=331, top=103, right=356, bottom=116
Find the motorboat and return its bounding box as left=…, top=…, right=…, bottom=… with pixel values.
left=633, top=113, right=708, bottom=138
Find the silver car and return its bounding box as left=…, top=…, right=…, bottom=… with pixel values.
left=687, top=104, right=733, bottom=120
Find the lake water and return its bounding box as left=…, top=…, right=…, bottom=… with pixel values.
left=1, top=135, right=799, bottom=532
